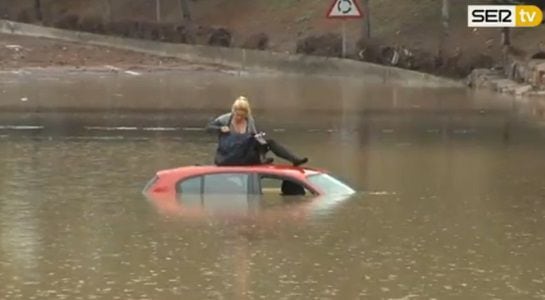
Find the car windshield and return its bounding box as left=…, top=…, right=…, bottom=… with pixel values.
left=306, top=173, right=355, bottom=195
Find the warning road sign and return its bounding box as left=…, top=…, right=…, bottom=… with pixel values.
left=326, top=0, right=363, bottom=19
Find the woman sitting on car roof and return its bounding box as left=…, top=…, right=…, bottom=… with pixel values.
left=206, top=96, right=308, bottom=167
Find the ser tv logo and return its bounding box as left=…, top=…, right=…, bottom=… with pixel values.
left=468, top=5, right=543, bottom=27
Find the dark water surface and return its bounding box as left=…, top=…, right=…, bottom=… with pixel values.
left=1, top=71, right=545, bottom=299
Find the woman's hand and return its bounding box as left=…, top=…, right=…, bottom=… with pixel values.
left=220, top=126, right=230, bottom=133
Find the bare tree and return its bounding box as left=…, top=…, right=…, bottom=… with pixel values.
left=104, top=0, right=113, bottom=23
left=361, top=0, right=370, bottom=39
left=179, top=0, right=192, bottom=21
left=501, top=27, right=511, bottom=46
left=156, top=0, right=161, bottom=22
left=34, top=0, right=42, bottom=22
left=179, top=0, right=195, bottom=43
left=438, top=0, right=450, bottom=63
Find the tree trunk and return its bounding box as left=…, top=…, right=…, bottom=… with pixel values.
left=501, top=27, right=511, bottom=46
left=34, top=0, right=42, bottom=22
left=501, top=27, right=511, bottom=68
left=179, top=0, right=192, bottom=21
left=179, top=0, right=195, bottom=43
left=156, top=0, right=161, bottom=22
left=104, top=0, right=113, bottom=23
left=361, top=0, right=370, bottom=39
left=438, top=0, right=450, bottom=64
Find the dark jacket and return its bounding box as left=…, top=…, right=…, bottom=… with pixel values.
left=206, top=113, right=260, bottom=165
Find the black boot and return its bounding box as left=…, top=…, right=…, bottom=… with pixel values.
left=293, top=157, right=308, bottom=166
left=266, top=139, right=308, bottom=166
left=263, top=157, right=274, bottom=164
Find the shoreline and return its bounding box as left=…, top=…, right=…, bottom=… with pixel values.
left=1, top=20, right=542, bottom=102
left=0, top=64, right=238, bottom=75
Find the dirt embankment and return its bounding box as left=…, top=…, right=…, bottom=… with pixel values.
left=0, top=0, right=544, bottom=78
left=0, top=33, right=233, bottom=71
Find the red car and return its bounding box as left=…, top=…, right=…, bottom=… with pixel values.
left=143, top=164, right=355, bottom=219
left=143, top=164, right=355, bottom=198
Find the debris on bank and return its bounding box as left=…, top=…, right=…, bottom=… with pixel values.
left=466, top=48, right=545, bottom=97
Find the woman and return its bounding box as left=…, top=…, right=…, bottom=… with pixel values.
left=206, top=96, right=308, bottom=166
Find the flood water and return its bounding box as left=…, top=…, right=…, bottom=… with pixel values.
left=1, top=70, right=545, bottom=299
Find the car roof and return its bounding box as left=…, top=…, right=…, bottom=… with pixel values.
left=157, top=164, right=324, bottom=178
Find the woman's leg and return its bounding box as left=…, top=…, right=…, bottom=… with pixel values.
left=265, top=138, right=308, bottom=166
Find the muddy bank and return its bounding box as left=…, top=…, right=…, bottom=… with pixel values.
left=0, top=8, right=501, bottom=79
left=1, top=0, right=544, bottom=81
left=0, top=20, right=460, bottom=88
left=0, top=33, right=231, bottom=71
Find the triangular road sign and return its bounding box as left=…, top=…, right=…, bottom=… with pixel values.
left=327, top=0, right=363, bottom=19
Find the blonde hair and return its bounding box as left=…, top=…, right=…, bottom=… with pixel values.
left=231, top=96, right=252, bottom=118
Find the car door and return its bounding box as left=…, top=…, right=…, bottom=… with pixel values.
left=175, top=175, right=204, bottom=210
left=202, top=172, right=259, bottom=214
left=176, top=172, right=259, bottom=214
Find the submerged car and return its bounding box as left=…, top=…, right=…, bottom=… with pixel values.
left=143, top=164, right=355, bottom=198
left=143, top=164, right=356, bottom=220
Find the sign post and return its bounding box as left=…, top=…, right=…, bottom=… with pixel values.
left=326, top=0, right=364, bottom=58
left=342, top=20, right=346, bottom=58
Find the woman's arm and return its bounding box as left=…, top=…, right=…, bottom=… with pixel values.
left=248, top=116, right=258, bottom=135
left=205, top=113, right=231, bottom=134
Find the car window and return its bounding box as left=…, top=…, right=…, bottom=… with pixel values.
left=260, top=177, right=283, bottom=190
left=177, top=176, right=202, bottom=194
left=307, top=173, right=355, bottom=195
left=176, top=193, right=203, bottom=207
left=259, top=175, right=311, bottom=196
left=203, top=173, right=249, bottom=194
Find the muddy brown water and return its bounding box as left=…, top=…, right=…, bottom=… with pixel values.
left=1, top=70, right=545, bottom=299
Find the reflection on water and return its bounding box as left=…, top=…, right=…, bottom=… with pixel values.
left=145, top=191, right=356, bottom=226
